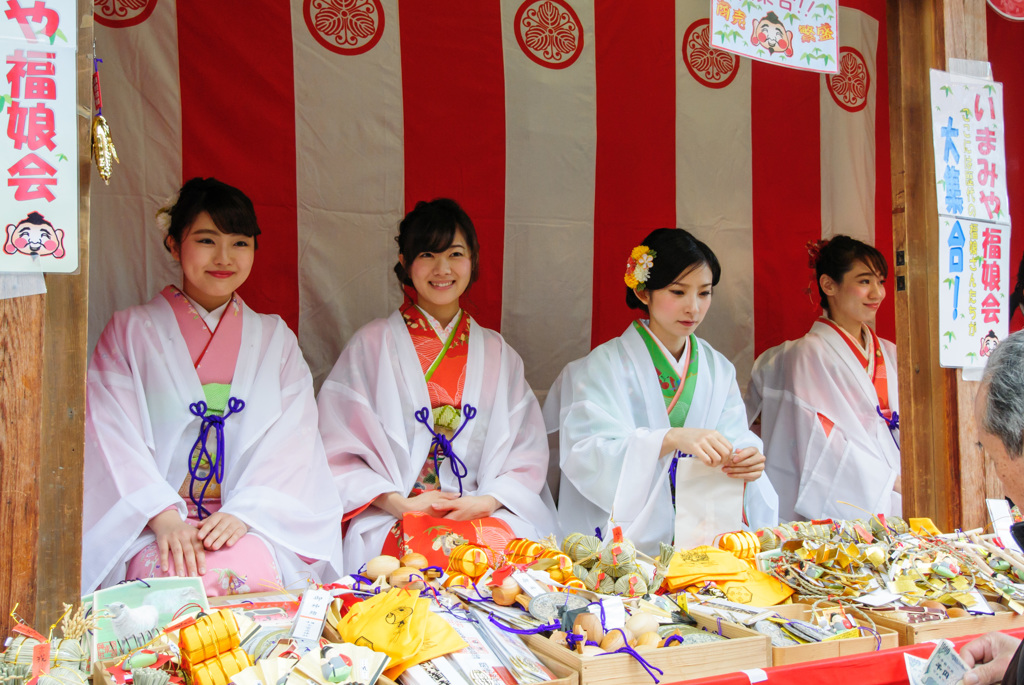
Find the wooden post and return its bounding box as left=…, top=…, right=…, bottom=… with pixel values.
left=888, top=0, right=961, bottom=532
left=0, top=0, right=90, bottom=636
left=33, top=0, right=91, bottom=628
left=0, top=294, right=45, bottom=634
left=938, top=1, right=1004, bottom=532
left=888, top=0, right=997, bottom=532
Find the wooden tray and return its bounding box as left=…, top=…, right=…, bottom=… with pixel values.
left=524, top=614, right=771, bottom=685
left=767, top=603, right=899, bottom=665
left=866, top=601, right=1024, bottom=645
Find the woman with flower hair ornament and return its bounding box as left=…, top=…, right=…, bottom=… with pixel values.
left=82, top=177, right=344, bottom=594
left=317, top=198, right=559, bottom=572
left=544, top=228, right=778, bottom=555
left=745, top=235, right=900, bottom=522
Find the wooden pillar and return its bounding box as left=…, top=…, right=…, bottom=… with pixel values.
left=0, top=294, right=45, bottom=632
left=0, top=0, right=90, bottom=636
left=888, top=0, right=994, bottom=532
left=939, top=2, right=1005, bottom=532
left=34, top=0, right=92, bottom=628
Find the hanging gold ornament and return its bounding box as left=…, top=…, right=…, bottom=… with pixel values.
left=92, top=115, right=118, bottom=184
left=90, top=55, right=118, bottom=184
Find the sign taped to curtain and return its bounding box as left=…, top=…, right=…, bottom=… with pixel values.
left=930, top=70, right=1010, bottom=226
left=0, top=0, right=79, bottom=274
left=708, top=0, right=839, bottom=73
left=938, top=216, right=1011, bottom=368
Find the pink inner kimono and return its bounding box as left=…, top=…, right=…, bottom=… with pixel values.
left=125, top=286, right=283, bottom=596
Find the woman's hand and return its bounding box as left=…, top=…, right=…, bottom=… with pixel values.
left=722, top=446, right=766, bottom=481
left=431, top=495, right=499, bottom=521
left=373, top=490, right=460, bottom=518
left=663, top=428, right=733, bottom=467
left=894, top=472, right=902, bottom=494
left=148, top=509, right=206, bottom=576
left=197, top=512, right=248, bottom=551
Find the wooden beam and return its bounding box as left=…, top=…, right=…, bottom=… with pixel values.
left=33, top=0, right=92, bottom=627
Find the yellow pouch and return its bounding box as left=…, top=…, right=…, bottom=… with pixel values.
left=383, top=609, right=467, bottom=679
left=665, top=546, right=752, bottom=591
left=715, top=567, right=795, bottom=606
left=337, top=588, right=427, bottom=659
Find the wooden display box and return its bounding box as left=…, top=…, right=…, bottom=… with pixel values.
left=524, top=614, right=771, bottom=685
left=866, top=602, right=1024, bottom=645
left=767, top=604, right=898, bottom=665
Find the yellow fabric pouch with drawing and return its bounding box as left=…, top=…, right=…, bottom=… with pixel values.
left=714, top=567, right=795, bottom=606
left=665, top=545, right=751, bottom=591
left=337, top=588, right=465, bottom=679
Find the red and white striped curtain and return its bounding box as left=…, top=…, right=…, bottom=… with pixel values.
left=88, top=0, right=893, bottom=394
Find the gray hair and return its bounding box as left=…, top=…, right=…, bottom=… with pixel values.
left=982, top=330, right=1024, bottom=460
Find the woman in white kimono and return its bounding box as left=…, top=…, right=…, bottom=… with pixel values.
left=746, top=235, right=900, bottom=522
left=83, top=178, right=344, bottom=594
left=545, top=228, right=778, bottom=555
left=318, top=199, right=559, bottom=572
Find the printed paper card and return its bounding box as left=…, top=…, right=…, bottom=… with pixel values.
left=708, top=0, right=839, bottom=74
left=938, top=215, right=1010, bottom=368
left=1, top=0, right=80, bottom=273
left=930, top=70, right=1010, bottom=225
left=89, top=577, right=208, bottom=661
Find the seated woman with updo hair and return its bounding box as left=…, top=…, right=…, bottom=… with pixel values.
left=82, top=177, right=344, bottom=594
left=746, top=235, right=900, bottom=522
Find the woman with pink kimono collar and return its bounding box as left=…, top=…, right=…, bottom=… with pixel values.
left=82, top=177, right=343, bottom=594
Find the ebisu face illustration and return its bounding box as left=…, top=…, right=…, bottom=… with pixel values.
left=4, top=211, right=66, bottom=258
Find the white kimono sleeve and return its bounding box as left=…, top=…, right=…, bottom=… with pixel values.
left=83, top=312, right=187, bottom=591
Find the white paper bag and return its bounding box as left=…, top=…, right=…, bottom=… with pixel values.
left=673, top=458, right=745, bottom=549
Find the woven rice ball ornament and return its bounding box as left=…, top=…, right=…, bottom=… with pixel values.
left=755, top=528, right=780, bottom=552
left=539, top=549, right=574, bottom=583
left=446, top=543, right=491, bottom=579
left=38, top=666, right=89, bottom=685
left=566, top=535, right=602, bottom=563
left=614, top=572, right=649, bottom=598
left=605, top=557, right=640, bottom=579
left=505, top=538, right=544, bottom=565
left=584, top=567, right=616, bottom=594
left=889, top=517, right=911, bottom=535
left=3, top=638, right=88, bottom=671
left=561, top=532, right=584, bottom=556
left=599, top=539, right=637, bottom=570
left=573, top=563, right=590, bottom=580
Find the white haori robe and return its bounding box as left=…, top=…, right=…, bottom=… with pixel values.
left=82, top=292, right=345, bottom=593
left=318, top=310, right=560, bottom=573
left=746, top=319, right=901, bottom=522
left=544, top=324, right=779, bottom=556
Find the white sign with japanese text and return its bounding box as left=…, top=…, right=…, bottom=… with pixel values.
left=938, top=216, right=1010, bottom=368
left=930, top=69, right=1009, bottom=226
left=709, top=0, right=839, bottom=74
left=1, top=0, right=79, bottom=273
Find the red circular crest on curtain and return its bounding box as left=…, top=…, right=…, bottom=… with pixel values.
left=682, top=19, right=740, bottom=89
left=93, top=0, right=157, bottom=28
left=988, top=0, right=1024, bottom=20
left=304, top=0, right=385, bottom=55
left=514, top=0, right=584, bottom=70
left=827, top=47, right=871, bottom=113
